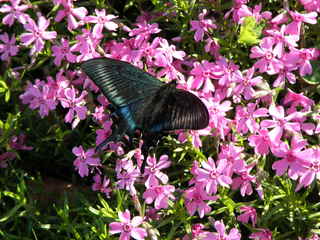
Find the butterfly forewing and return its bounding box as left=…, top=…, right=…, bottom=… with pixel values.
left=80, top=58, right=164, bottom=107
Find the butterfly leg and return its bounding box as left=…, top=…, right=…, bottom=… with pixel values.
left=121, top=135, right=135, bottom=151
left=140, top=132, right=163, bottom=173
left=123, top=129, right=141, bottom=151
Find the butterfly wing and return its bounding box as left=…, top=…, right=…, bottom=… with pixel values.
left=80, top=58, right=164, bottom=108
left=138, top=85, right=209, bottom=132
left=80, top=58, right=209, bottom=133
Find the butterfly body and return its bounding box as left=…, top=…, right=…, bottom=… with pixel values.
left=80, top=58, right=209, bottom=156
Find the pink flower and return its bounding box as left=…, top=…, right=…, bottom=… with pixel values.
left=0, top=0, right=29, bottom=26
left=300, top=0, right=320, bottom=13
left=153, top=38, right=185, bottom=66
left=95, top=120, right=112, bottom=146
left=272, top=136, right=307, bottom=178
left=85, top=9, right=118, bottom=35
left=92, top=105, right=108, bottom=123
left=70, top=29, right=101, bottom=61
left=272, top=57, right=297, bottom=87
left=107, top=142, right=124, bottom=156
left=304, top=234, right=320, bottom=240
left=250, top=37, right=283, bottom=74
left=143, top=155, right=171, bottom=188
left=207, top=97, right=233, bottom=139
left=135, top=38, right=160, bottom=66
left=232, top=162, right=256, bottom=196
left=224, top=0, right=249, bottom=23
left=59, top=87, right=87, bottom=129
left=248, top=129, right=274, bottom=155
left=265, top=25, right=298, bottom=58
left=55, top=0, right=88, bottom=30
left=214, top=58, right=241, bottom=88
left=72, top=146, right=100, bottom=178
left=204, top=220, right=241, bottom=240
left=269, top=12, right=289, bottom=28
left=183, top=224, right=212, bottom=240
left=116, top=162, right=140, bottom=195
left=157, top=63, right=184, bottom=82
left=92, top=174, right=112, bottom=197
left=284, top=48, right=317, bottom=76
left=0, top=33, right=18, bottom=61
left=105, top=38, right=137, bottom=63
left=235, top=103, right=268, bottom=134
left=196, top=157, right=232, bottom=195
left=51, top=38, right=77, bottom=66
left=145, top=208, right=160, bottom=221
left=0, top=152, right=16, bottom=168
left=178, top=129, right=208, bottom=148
left=295, top=148, right=320, bottom=191
left=238, top=4, right=272, bottom=23
left=20, top=16, right=57, bottom=55
left=19, top=79, right=58, bottom=118
left=46, top=70, right=71, bottom=99
left=249, top=228, right=272, bottom=240
left=109, top=209, right=147, bottom=240
left=9, top=134, right=33, bottom=151
left=143, top=184, right=175, bottom=209
left=134, top=148, right=144, bottom=169
left=190, top=9, right=217, bottom=42
left=128, top=21, right=161, bottom=48
left=260, top=104, right=301, bottom=142
left=237, top=206, right=257, bottom=226
left=315, top=114, right=320, bottom=134
left=286, top=10, right=318, bottom=38
left=189, top=60, right=216, bottom=92
left=283, top=89, right=314, bottom=113
left=184, top=185, right=218, bottom=218
left=233, top=67, right=262, bottom=100
left=76, top=69, right=101, bottom=93
left=218, top=144, right=244, bottom=176
left=205, top=38, right=220, bottom=58
left=116, top=156, right=135, bottom=173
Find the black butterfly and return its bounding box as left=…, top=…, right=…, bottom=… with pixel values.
left=80, top=58, right=209, bottom=165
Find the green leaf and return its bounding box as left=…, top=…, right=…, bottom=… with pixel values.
left=0, top=80, right=8, bottom=89
left=3, top=191, right=21, bottom=200
left=0, top=79, right=10, bottom=101
left=238, top=16, right=264, bottom=46
left=151, top=0, right=161, bottom=5
left=0, top=202, right=25, bottom=222
left=303, top=60, right=320, bottom=84
left=98, top=194, right=116, bottom=218
left=5, top=90, right=10, bottom=102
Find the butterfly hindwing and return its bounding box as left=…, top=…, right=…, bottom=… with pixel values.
left=80, top=58, right=164, bottom=107
left=138, top=85, right=209, bottom=132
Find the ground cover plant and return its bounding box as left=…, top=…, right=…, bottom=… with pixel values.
left=1, top=0, right=320, bottom=239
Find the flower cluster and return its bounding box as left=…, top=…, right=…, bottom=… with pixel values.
left=1, top=0, right=320, bottom=239
left=20, top=71, right=87, bottom=128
